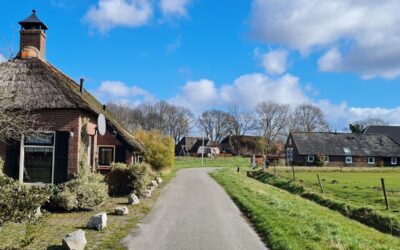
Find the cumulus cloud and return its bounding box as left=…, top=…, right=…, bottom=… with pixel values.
left=318, top=100, right=400, bottom=128
left=94, top=80, right=155, bottom=104
left=84, top=0, right=152, bottom=32
left=255, top=48, right=288, bottom=75
left=160, top=0, right=192, bottom=17
left=250, top=0, right=400, bottom=79
left=170, top=73, right=308, bottom=113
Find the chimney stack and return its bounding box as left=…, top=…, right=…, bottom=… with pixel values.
left=80, top=78, right=84, bottom=93
left=19, top=10, right=48, bottom=59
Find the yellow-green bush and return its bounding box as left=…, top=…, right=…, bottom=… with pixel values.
left=134, top=129, right=174, bottom=171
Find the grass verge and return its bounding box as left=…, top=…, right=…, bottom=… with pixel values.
left=211, top=168, right=400, bottom=250
left=0, top=173, right=174, bottom=250
left=249, top=170, right=400, bottom=236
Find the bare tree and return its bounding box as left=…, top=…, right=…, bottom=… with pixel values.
left=107, top=101, right=193, bottom=143
left=198, top=109, right=232, bottom=142
left=0, top=92, right=42, bottom=143
left=227, top=104, right=257, bottom=136
left=256, top=101, right=289, bottom=152
left=107, top=103, right=136, bottom=131
left=290, top=103, right=329, bottom=132
left=167, top=106, right=193, bottom=143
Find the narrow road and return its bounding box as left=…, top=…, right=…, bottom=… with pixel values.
left=122, top=168, right=267, bottom=250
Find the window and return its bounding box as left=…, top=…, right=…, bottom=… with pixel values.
left=368, top=157, right=375, bottom=164
left=98, top=146, right=115, bottom=166
left=287, top=148, right=294, bottom=162
left=391, top=157, right=397, bottom=165
left=21, top=133, right=55, bottom=184
left=345, top=156, right=353, bottom=164
left=288, top=138, right=292, bottom=145
left=325, top=156, right=330, bottom=163
left=307, top=155, right=315, bottom=163
left=343, top=147, right=352, bottom=155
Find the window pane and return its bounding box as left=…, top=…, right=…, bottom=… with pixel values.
left=25, top=133, right=54, bottom=146
left=24, top=147, right=53, bottom=183
left=99, top=147, right=114, bottom=166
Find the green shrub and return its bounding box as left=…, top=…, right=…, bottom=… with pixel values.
left=107, top=162, right=156, bottom=197
left=50, top=168, right=108, bottom=211
left=134, top=129, right=175, bottom=171
left=315, top=154, right=325, bottom=167
left=0, top=174, right=52, bottom=226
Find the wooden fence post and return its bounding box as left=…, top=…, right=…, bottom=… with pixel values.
left=317, top=174, right=324, bottom=193
left=381, top=178, right=390, bottom=210
left=291, top=163, right=296, bottom=181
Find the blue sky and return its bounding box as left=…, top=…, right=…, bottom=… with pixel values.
left=1, top=0, right=400, bottom=129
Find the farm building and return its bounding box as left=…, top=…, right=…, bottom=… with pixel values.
left=364, top=125, right=400, bottom=144
left=0, top=11, right=145, bottom=184
left=285, top=132, right=400, bottom=167
left=175, top=136, right=218, bottom=156
left=220, top=135, right=266, bottom=156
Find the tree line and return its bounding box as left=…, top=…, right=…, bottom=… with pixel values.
left=107, top=101, right=330, bottom=148
left=107, top=100, right=388, bottom=152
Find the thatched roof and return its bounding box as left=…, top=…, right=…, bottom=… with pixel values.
left=0, top=57, right=144, bottom=152
left=291, top=132, right=400, bottom=157
left=364, top=126, right=400, bottom=144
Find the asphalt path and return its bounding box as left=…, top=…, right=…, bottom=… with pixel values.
left=122, top=168, right=268, bottom=250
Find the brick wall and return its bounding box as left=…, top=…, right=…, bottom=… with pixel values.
left=20, top=29, right=46, bottom=59
left=35, top=109, right=81, bottom=178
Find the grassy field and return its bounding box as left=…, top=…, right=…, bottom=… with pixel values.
left=173, top=156, right=251, bottom=170
left=272, top=168, right=400, bottom=219
left=211, top=168, right=400, bottom=250
left=0, top=179, right=167, bottom=249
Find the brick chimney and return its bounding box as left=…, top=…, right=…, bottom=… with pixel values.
left=19, top=10, right=48, bottom=59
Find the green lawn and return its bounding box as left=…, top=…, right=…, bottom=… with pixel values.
left=0, top=181, right=166, bottom=249
left=173, top=156, right=251, bottom=170
left=274, top=169, right=400, bottom=219
left=211, top=168, right=400, bottom=250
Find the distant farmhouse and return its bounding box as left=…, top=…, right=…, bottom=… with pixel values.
left=364, top=125, right=400, bottom=144
left=175, top=137, right=212, bottom=156
left=220, top=135, right=266, bottom=156
left=285, top=131, right=400, bottom=166
left=0, top=11, right=145, bottom=184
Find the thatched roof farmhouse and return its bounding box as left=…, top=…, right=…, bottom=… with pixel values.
left=0, top=11, right=144, bottom=184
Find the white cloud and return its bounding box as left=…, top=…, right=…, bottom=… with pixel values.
left=255, top=48, right=288, bottom=75
left=250, top=0, right=400, bottom=79
left=0, top=53, right=6, bottom=63
left=94, top=80, right=155, bottom=104
left=84, top=0, right=152, bottom=33
left=318, top=100, right=400, bottom=128
left=170, top=73, right=309, bottom=113
left=160, top=0, right=192, bottom=17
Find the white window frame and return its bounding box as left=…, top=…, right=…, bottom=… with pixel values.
left=19, top=132, right=56, bottom=184
left=391, top=157, right=397, bottom=165
left=307, top=155, right=315, bottom=163
left=97, top=145, right=116, bottom=167
left=324, top=156, right=330, bottom=163
left=345, top=156, right=353, bottom=164
left=368, top=157, right=375, bottom=165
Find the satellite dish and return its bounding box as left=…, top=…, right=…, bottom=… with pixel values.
left=97, top=113, right=106, bottom=136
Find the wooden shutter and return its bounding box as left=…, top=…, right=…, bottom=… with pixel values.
left=5, top=142, right=20, bottom=180
left=115, top=145, right=126, bottom=163
left=54, top=132, right=69, bottom=184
